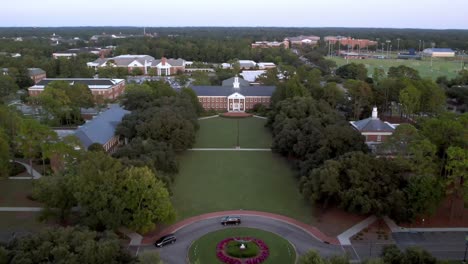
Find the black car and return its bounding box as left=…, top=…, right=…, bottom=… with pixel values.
left=154, top=234, right=176, bottom=247
left=221, top=216, right=241, bottom=225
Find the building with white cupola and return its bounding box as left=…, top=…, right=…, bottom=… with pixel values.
left=350, top=107, right=396, bottom=146
left=190, top=76, right=276, bottom=112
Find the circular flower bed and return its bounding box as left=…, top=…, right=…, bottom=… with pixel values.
left=216, top=237, right=269, bottom=264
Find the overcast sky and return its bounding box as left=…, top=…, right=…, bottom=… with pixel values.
left=2, top=0, right=468, bottom=29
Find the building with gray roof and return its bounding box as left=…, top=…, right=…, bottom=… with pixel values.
left=191, top=76, right=276, bottom=112
left=87, top=55, right=186, bottom=75
left=74, top=104, right=130, bottom=152
left=350, top=107, right=396, bottom=146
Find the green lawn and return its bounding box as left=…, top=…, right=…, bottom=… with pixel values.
left=189, top=227, right=296, bottom=264
left=172, top=151, right=312, bottom=223
left=194, top=117, right=272, bottom=148
left=0, top=212, right=45, bottom=233
left=0, top=179, right=41, bottom=207
left=329, top=56, right=462, bottom=80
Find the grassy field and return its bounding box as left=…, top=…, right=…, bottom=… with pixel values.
left=0, top=179, right=41, bottom=207
left=329, top=56, right=463, bottom=80
left=188, top=227, right=296, bottom=264
left=172, top=151, right=312, bottom=223
left=194, top=117, right=272, bottom=149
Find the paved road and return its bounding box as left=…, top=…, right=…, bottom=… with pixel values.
left=393, top=231, right=468, bottom=261
left=139, top=215, right=343, bottom=264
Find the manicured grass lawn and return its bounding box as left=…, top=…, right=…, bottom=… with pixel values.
left=329, top=57, right=462, bottom=80
left=0, top=212, right=45, bottom=233
left=172, top=151, right=312, bottom=223
left=194, top=117, right=272, bottom=148
left=0, top=179, right=41, bottom=207
left=188, top=227, right=296, bottom=264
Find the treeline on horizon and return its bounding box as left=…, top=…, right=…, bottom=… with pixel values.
left=1, top=27, right=468, bottom=50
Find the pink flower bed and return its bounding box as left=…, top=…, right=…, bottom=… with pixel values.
left=216, top=237, right=269, bottom=264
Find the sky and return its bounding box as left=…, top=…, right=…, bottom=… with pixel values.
left=2, top=0, right=468, bottom=29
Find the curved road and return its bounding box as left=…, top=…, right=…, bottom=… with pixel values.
left=139, top=215, right=343, bottom=264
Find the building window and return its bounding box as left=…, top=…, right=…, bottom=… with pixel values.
left=377, top=135, right=382, bottom=142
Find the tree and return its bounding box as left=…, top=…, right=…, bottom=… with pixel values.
left=62, top=152, right=176, bottom=232
left=0, top=75, right=19, bottom=102
left=15, top=119, right=57, bottom=177
left=191, top=71, right=212, bottom=85
left=181, top=87, right=204, bottom=115
left=257, top=68, right=279, bottom=86
left=298, top=250, right=326, bottom=264
left=387, top=65, right=421, bottom=80
left=119, top=167, right=175, bottom=233
left=33, top=172, right=77, bottom=222
left=322, top=82, right=345, bottom=108
left=399, top=84, right=421, bottom=117
left=7, top=227, right=136, bottom=264
left=88, top=142, right=105, bottom=152
left=0, top=129, right=10, bottom=178
left=381, top=245, right=438, bottom=264
left=372, top=68, right=386, bottom=84
left=344, top=79, right=373, bottom=119
left=131, top=67, right=143, bottom=76
left=445, top=146, right=468, bottom=203
left=335, top=63, right=367, bottom=80
left=36, top=84, right=73, bottom=125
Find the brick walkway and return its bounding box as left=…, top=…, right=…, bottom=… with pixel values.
left=141, top=210, right=340, bottom=245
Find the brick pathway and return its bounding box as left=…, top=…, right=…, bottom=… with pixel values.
left=141, top=210, right=340, bottom=245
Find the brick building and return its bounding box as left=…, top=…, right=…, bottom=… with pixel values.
left=87, top=55, right=186, bottom=75
left=287, top=35, right=321, bottom=46
left=324, top=36, right=378, bottom=49
left=1, top=68, right=46, bottom=84
left=28, top=78, right=126, bottom=100
left=191, top=77, right=276, bottom=112
left=350, top=107, right=396, bottom=146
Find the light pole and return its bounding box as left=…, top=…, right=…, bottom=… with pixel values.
left=386, top=40, right=391, bottom=58
left=397, top=38, right=400, bottom=53
left=381, top=43, right=385, bottom=56
left=463, top=235, right=468, bottom=264
left=419, top=40, right=421, bottom=52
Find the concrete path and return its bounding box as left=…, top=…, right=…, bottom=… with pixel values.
left=0, top=207, right=43, bottom=212
left=253, top=115, right=267, bottom=120
left=198, top=115, right=219, bottom=120
left=188, top=148, right=271, bottom=151
left=337, top=215, right=377, bottom=245
left=119, top=228, right=143, bottom=246
left=383, top=216, right=468, bottom=232
left=8, top=160, right=42, bottom=180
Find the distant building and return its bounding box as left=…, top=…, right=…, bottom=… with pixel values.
left=350, top=107, right=396, bottom=146
left=221, top=60, right=275, bottom=70
left=287, top=35, right=320, bottom=46
left=191, top=76, right=276, bottom=112
left=240, top=70, right=266, bottom=83
left=325, top=36, right=377, bottom=49
left=52, top=47, right=112, bottom=59
left=87, top=55, right=186, bottom=75
left=28, top=78, right=126, bottom=100
left=27, top=68, right=47, bottom=83
left=257, top=62, right=276, bottom=69
left=251, top=40, right=289, bottom=49
left=1, top=68, right=46, bottom=84
left=422, top=48, right=455, bottom=58
left=74, top=105, right=130, bottom=152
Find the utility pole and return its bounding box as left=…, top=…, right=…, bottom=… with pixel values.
left=397, top=38, right=400, bottom=53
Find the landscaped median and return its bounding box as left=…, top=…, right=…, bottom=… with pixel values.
left=188, top=227, right=295, bottom=264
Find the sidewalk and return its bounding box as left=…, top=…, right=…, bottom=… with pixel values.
left=141, top=210, right=340, bottom=245
left=383, top=216, right=468, bottom=233
left=8, top=160, right=42, bottom=180
left=188, top=148, right=271, bottom=151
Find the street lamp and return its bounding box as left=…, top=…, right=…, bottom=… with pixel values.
left=397, top=38, right=401, bottom=53
left=419, top=40, right=422, bottom=52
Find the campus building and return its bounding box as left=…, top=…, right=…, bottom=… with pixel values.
left=287, top=35, right=321, bottom=46
left=28, top=78, right=126, bottom=100
left=87, top=55, right=186, bottom=75
left=251, top=40, right=289, bottom=49
left=1, top=68, right=46, bottom=84
left=52, top=47, right=112, bottom=59
left=74, top=104, right=130, bottom=152
left=324, top=36, right=378, bottom=49
left=422, top=48, right=455, bottom=58
left=191, top=76, right=276, bottom=112
left=350, top=107, right=396, bottom=146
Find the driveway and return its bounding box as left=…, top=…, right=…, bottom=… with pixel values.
left=139, top=215, right=343, bottom=264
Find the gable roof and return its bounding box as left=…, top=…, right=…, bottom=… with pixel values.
left=222, top=77, right=250, bottom=87
left=27, top=68, right=46, bottom=76
left=90, top=55, right=155, bottom=67
left=152, top=58, right=185, bottom=67
left=74, top=104, right=130, bottom=149
left=190, top=85, right=276, bottom=97
left=350, top=118, right=395, bottom=132
left=33, top=78, right=124, bottom=90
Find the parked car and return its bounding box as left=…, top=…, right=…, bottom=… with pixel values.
left=221, top=216, right=241, bottom=225
left=154, top=234, right=176, bottom=247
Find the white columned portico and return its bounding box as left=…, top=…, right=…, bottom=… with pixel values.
left=227, top=92, right=245, bottom=112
